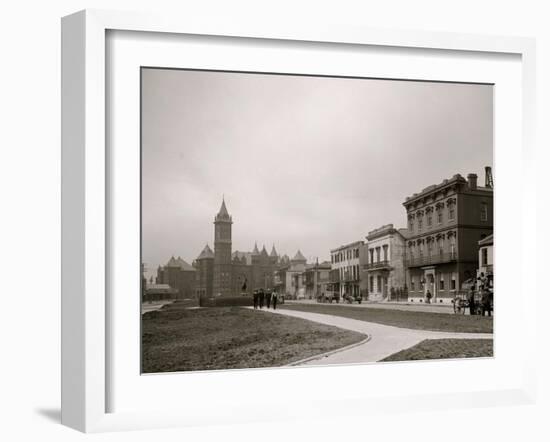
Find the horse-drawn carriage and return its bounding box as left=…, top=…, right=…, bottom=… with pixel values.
left=452, top=289, right=493, bottom=315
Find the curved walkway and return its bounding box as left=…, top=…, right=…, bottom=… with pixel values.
left=251, top=307, right=492, bottom=366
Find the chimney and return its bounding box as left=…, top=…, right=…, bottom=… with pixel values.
left=467, top=173, right=477, bottom=190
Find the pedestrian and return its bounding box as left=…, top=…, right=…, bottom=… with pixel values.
left=272, top=291, right=278, bottom=309
left=265, top=289, right=271, bottom=309
left=259, top=288, right=265, bottom=309
left=481, top=289, right=492, bottom=317
left=426, top=290, right=432, bottom=304
left=468, top=285, right=476, bottom=315
left=253, top=290, right=258, bottom=309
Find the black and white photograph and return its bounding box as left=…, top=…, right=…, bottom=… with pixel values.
left=140, top=68, right=494, bottom=373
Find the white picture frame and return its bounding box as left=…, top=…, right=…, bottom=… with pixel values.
left=61, top=9, right=537, bottom=433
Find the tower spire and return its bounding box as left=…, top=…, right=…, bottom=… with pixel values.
left=215, top=196, right=232, bottom=222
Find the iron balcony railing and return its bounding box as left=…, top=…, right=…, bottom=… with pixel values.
left=405, top=252, right=457, bottom=267
left=365, top=260, right=390, bottom=271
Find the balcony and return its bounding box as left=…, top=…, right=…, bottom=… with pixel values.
left=405, top=252, right=456, bottom=268
left=365, top=260, right=390, bottom=271
left=342, top=273, right=359, bottom=282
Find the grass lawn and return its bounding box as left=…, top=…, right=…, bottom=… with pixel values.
left=381, top=339, right=493, bottom=362
left=142, top=303, right=365, bottom=373
left=279, top=304, right=493, bottom=333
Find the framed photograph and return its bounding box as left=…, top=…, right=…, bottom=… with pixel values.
left=61, top=9, right=536, bottom=433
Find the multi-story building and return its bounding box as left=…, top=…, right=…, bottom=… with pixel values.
left=330, top=241, right=364, bottom=300
left=364, top=224, right=408, bottom=301
left=477, top=233, right=493, bottom=288
left=403, top=172, right=493, bottom=304
left=304, top=261, right=332, bottom=299
left=274, top=251, right=308, bottom=299
left=155, top=256, right=196, bottom=299
left=194, top=198, right=285, bottom=298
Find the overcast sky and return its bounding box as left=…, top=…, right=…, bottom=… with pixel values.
left=141, top=68, right=493, bottom=278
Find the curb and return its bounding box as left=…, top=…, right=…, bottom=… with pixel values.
left=287, top=335, right=372, bottom=366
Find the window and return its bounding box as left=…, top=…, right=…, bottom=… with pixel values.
left=411, top=279, right=415, bottom=291
left=482, top=248, right=488, bottom=266
left=448, top=205, right=455, bottom=221
left=427, top=212, right=432, bottom=226
left=418, top=218, right=423, bottom=232
left=450, top=236, right=456, bottom=257
left=439, top=279, right=445, bottom=290
left=480, top=203, right=488, bottom=221
left=383, top=245, right=388, bottom=261
left=451, top=279, right=456, bottom=290
left=409, top=219, right=414, bottom=231
left=437, top=210, right=443, bottom=224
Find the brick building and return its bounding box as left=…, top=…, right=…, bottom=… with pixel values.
left=155, top=256, right=196, bottom=299
left=194, top=198, right=284, bottom=299
left=403, top=172, right=493, bottom=304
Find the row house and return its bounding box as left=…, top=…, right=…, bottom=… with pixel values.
left=364, top=224, right=408, bottom=301
left=330, top=241, right=366, bottom=299
left=304, top=261, right=332, bottom=299
left=403, top=172, right=493, bottom=304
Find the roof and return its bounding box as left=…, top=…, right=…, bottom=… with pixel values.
left=478, top=234, right=493, bottom=247
left=403, top=171, right=494, bottom=205
left=330, top=240, right=364, bottom=253
left=397, top=228, right=412, bottom=239
left=215, top=197, right=232, bottom=222
left=270, top=245, right=278, bottom=257
left=366, top=224, right=402, bottom=240
left=197, top=244, right=214, bottom=260
left=232, top=250, right=252, bottom=265
left=176, top=256, right=195, bottom=271
left=252, top=242, right=260, bottom=255
left=261, top=245, right=269, bottom=257
left=165, top=256, right=194, bottom=270
left=292, top=250, right=307, bottom=262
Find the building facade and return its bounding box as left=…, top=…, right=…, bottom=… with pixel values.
left=330, top=241, right=364, bottom=299
left=155, top=256, right=196, bottom=299
left=477, top=233, right=494, bottom=289
left=403, top=172, right=493, bottom=304
left=274, top=251, right=308, bottom=299
left=364, top=224, right=408, bottom=301
left=194, top=199, right=286, bottom=298
left=304, top=261, right=332, bottom=300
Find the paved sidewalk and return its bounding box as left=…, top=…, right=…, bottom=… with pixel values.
left=141, top=301, right=174, bottom=314
left=286, top=299, right=457, bottom=314
left=250, top=307, right=492, bottom=366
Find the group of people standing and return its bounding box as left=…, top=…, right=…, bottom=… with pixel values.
left=253, top=289, right=278, bottom=310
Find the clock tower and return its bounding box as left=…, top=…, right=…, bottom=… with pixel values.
left=213, top=197, right=233, bottom=296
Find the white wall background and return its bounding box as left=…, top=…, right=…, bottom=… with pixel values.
left=0, top=1, right=548, bottom=441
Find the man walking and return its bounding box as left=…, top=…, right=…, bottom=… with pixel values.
left=253, top=290, right=258, bottom=309
left=259, top=288, right=265, bottom=309
left=265, top=289, right=271, bottom=309
left=468, top=285, right=476, bottom=316
left=481, top=288, right=492, bottom=317
left=272, top=291, right=278, bottom=310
